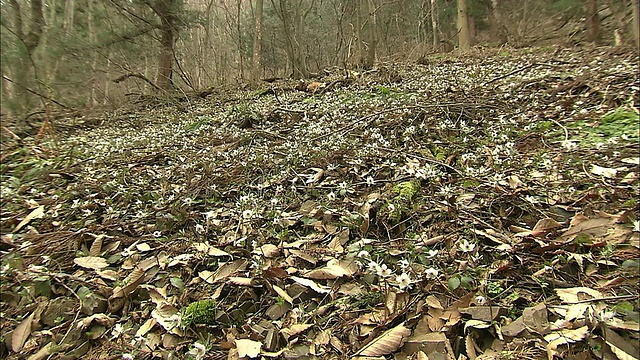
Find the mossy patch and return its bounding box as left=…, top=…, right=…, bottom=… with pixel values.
left=381, top=181, right=421, bottom=223
left=182, top=300, right=217, bottom=326
left=392, top=180, right=420, bottom=201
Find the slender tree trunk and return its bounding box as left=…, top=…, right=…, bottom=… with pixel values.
left=431, top=0, right=439, bottom=49
left=88, top=0, right=98, bottom=105
left=252, top=0, right=264, bottom=82
left=457, top=0, right=470, bottom=51
left=237, top=0, right=245, bottom=80
left=356, top=0, right=363, bottom=66
left=364, top=0, right=376, bottom=69
left=634, top=0, right=639, bottom=52
left=586, top=0, right=599, bottom=43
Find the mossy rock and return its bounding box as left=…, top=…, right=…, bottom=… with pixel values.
left=182, top=300, right=217, bottom=326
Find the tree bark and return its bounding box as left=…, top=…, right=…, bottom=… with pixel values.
left=364, top=0, right=376, bottom=69
left=8, top=0, right=44, bottom=112
left=431, top=0, right=439, bottom=49
left=457, top=0, right=470, bottom=51
left=586, top=0, right=599, bottom=43
left=252, top=0, right=264, bottom=82
left=150, top=0, right=179, bottom=90
left=634, top=0, right=639, bottom=52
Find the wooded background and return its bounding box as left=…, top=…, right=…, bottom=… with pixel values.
left=1, top=0, right=639, bottom=116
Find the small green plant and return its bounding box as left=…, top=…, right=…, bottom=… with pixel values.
left=182, top=300, right=217, bottom=326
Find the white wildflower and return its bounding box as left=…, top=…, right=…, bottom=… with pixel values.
left=459, top=239, right=476, bottom=253
left=396, top=273, right=412, bottom=290
left=398, top=259, right=410, bottom=270
left=153, top=231, right=162, bottom=238
left=475, top=296, right=486, bottom=305
left=376, top=263, right=392, bottom=278
left=195, top=224, right=205, bottom=234
left=424, top=267, right=439, bottom=280
left=357, top=250, right=371, bottom=259
left=366, top=176, right=375, bottom=186
left=427, top=249, right=439, bottom=258
left=187, top=342, right=207, bottom=360
left=633, top=220, right=640, bottom=232
left=242, top=209, right=254, bottom=220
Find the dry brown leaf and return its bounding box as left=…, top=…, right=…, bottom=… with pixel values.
left=236, top=338, right=262, bottom=358
left=302, top=258, right=356, bottom=279
left=291, top=276, right=331, bottom=293
left=111, top=267, right=145, bottom=299
left=135, top=318, right=157, bottom=337
left=214, top=259, right=247, bottom=283
left=74, top=256, right=109, bottom=270
left=273, top=285, right=294, bottom=305
left=356, top=322, right=411, bottom=356
left=12, top=313, right=34, bottom=352
left=89, top=234, right=104, bottom=257
left=97, top=269, right=118, bottom=281
left=556, top=287, right=603, bottom=303
left=258, top=244, right=280, bottom=257
left=228, top=277, right=255, bottom=286
left=199, top=270, right=215, bottom=284
left=544, top=325, right=589, bottom=360
left=14, top=205, right=44, bottom=232
left=281, top=324, right=313, bottom=338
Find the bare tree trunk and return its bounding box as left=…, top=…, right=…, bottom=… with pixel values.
left=457, top=0, right=470, bottom=51
left=431, top=0, right=439, bottom=49
left=586, top=0, right=599, bottom=43
left=364, top=0, right=376, bottom=69
left=88, top=0, right=98, bottom=105
left=488, top=0, right=505, bottom=44
left=8, top=0, right=44, bottom=112
left=237, top=0, right=245, bottom=80
left=152, top=0, right=178, bottom=90
left=634, top=0, right=640, bottom=52
left=252, top=0, right=264, bottom=82
left=356, top=0, right=363, bottom=66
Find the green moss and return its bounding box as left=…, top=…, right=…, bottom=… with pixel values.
left=182, top=300, right=217, bottom=326
left=380, top=181, right=421, bottom=223
left=392, top=181, right=420, bottom=201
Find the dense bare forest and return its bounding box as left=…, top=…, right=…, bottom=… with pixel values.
left=1, top=1, right=639, bottom=360
left=1, top=0, right=639, bottom=116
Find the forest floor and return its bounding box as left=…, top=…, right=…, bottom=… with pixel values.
left=1, top=46, right=639, bottom=360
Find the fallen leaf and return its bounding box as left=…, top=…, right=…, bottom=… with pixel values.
left=14, top=205, right=45, bottom=232
left=556, top=287, right=603, bottom=303
left=291, top=276, right=331, bottom=293
left=591, top=164, right=617, bottom=178
left=74, top=256, right=109, bottom=270
left=12, top=313, right=34, bottom=352
left=273, top=285, right=294, bottom=305
left=356, top=322, right=411, bottom=356
left=236, top=338, right=262, bottom=358
left=544, top=325, right=590, bottom=360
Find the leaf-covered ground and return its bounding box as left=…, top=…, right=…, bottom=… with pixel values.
left=1, top=47, right=639, bottom=360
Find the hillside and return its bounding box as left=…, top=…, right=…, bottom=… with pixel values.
left=1, top=47, right=639, bottom=360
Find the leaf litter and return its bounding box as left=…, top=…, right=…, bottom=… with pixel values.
left=1, top=47, right=639, bottom=359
